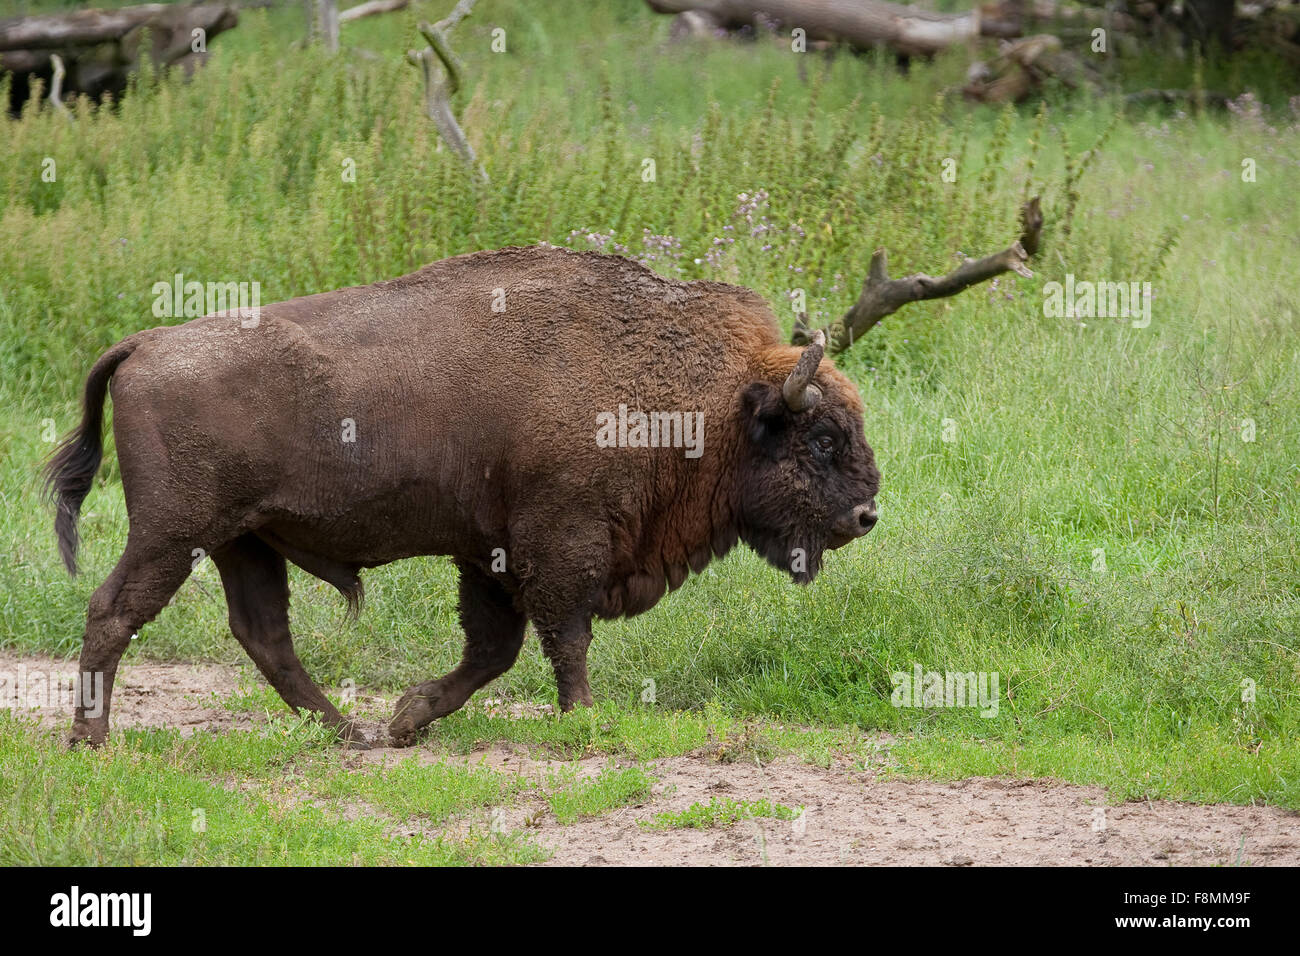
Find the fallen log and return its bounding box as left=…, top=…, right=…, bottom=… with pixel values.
left=978, top=0, right=1141, bottom=38
left=793, top=198, right=1044, bottom=353
left=645, top=0, right=982, bottom=57
left=0, top=4, right=172, bottom=50
left=0, top=3, right=238, bottom=111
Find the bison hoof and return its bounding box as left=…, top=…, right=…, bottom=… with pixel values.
left=67, top=724, right=107, bottom=749
left=337, top=722, right=372, bottom=751
left=387, top=717, right=427, bottom=748
left=387, top=726, right=417, bottom=748
left=388, top=687, right=441, bottom=747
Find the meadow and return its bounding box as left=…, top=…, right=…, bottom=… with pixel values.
left=1, top=0, right=1298, bottom=863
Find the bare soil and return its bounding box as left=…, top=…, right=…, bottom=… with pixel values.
left=4, top=650, right=1296, bottom=866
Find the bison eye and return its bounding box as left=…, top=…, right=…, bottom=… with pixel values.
left=814, top=434, right=836, bottom=456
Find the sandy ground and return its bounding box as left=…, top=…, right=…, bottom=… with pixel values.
left=3, top=650, right=1297, bottom=866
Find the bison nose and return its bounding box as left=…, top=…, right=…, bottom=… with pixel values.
left=832, top=503, right=878, bottom=544
left=855, top=502, right=878, bottom=534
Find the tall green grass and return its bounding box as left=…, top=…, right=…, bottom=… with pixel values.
left=2, top=0, right=1297, bottom=807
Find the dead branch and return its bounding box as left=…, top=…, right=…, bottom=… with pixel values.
left=669, top=9, right=723, bottom=38
left=313, top=0, right=340, bottom=51
left=962, top=33, right=1096, bottom=103
left=435, top=0, right=479, bottom=30
left=48, top=53, right=71, bottom=118
left=339, top=0, right=409, bottom=23
left=406, top=1, right=486, bottom=181
left=793, top=197, right=1044, bottom=353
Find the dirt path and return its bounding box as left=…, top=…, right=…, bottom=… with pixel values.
left=4, top=650, right=1297, bottom=866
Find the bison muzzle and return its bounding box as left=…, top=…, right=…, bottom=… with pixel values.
left=44, top=245, right=881, bottom=748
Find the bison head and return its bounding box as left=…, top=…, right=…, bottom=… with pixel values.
left=737, top=331, right=881, bottom=584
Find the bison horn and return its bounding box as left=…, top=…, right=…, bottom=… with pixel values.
left=782, top=330, right=825, bottom=412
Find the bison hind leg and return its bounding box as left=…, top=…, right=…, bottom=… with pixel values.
left=388, top=561, right=525, bottom=747
left=69, top=542, right=195, bottom=747
left=213, top=534, right=369, bottom=749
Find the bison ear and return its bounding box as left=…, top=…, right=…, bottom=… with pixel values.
left=741, top=382, right=788, bottom=449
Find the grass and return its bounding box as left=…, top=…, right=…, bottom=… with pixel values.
left=642, top=797, right=802, bottom=831
left=0, top=713, right=548, bottom=865
left=0, top=699, right=853, bottom=864
left=1, top=0, right=1299, bottom=865
left=544, top=764, right=656, bottom=824
left=306, top=753, right=525, bottom=825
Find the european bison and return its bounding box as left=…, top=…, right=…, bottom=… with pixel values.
left=46, top=245, right=881, bottom=747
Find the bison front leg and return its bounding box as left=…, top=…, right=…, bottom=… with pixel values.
left=388, top=561, right=526, bottom=747
left=538, top=617, right=595, bottom=712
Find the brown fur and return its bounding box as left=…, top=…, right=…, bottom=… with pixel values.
left=45, top=245, right=880, bottom=747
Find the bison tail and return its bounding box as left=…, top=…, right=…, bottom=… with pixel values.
left=43, top=336, right=143, bottom=575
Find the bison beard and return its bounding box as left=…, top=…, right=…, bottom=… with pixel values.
left=44, top=245, right=880, bottom=748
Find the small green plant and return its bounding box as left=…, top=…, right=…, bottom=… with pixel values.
left=545, top=764, right=655, bottom=825
left=641, top=796, right=801, bottom=830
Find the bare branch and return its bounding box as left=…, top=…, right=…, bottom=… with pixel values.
left=435, top=0, right=479, bottom=31
left=339, top=0, right=408, bottom=23
left=418, top=19, right=464, bottom=96
left=48, top=53, right=72, bottom=119
left=406, top=3, right=486, bottom=182
left=314, top=0, right=340, bottom=52
left=794, top=197, right=1044, bottom=353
